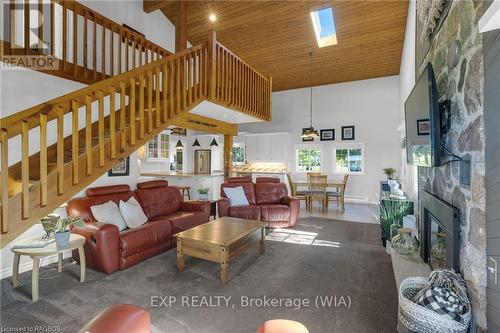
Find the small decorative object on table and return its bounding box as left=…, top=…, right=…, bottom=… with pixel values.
left=43, top=216, right=84, bottom=248
left=391, top=228, right=418, bottom=255
left=383, top=167, right=397, bottom=180
left=398, top=270, right=471, bottom=333
left=378, top=199, right=413, bottom=247
left=198, top=188, right=210, bottom=200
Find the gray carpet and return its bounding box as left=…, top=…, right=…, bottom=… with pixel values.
left=1, top=218, right=398, bottom=333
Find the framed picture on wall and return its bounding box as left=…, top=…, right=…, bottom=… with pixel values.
left=108, top=157, right=130, bottom=177
left=341, top=126, right=355, bottom=140
left=320, top=129, right=335, bottom=141
left=417, top=119, right=430, bottom=135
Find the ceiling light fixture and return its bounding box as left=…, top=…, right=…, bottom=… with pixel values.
left=209, top=13, right=217, bottom=22
left=301, top=52, right=319, bottom=139
left=209, top=135, right=219, bottom=147
left=192, top=130, right=201, bottom=147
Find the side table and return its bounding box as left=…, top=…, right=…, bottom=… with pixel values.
left=11, top=233, right=86, bottom=302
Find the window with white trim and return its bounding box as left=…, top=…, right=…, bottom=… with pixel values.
left=296, top=146, right=321, bottom=172
left=232, top=143, right=246, bottom=165
left=147, top=133, right=169, bottom=159
left=334, top=145, right=364, bottom=174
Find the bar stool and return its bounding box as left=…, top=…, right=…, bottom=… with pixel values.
left=177, top=186, right=191, bottom=201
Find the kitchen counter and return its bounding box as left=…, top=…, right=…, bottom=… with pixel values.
left=234, top=171, right=287, bottom=174
left=140, top=171, right=224, bottom=178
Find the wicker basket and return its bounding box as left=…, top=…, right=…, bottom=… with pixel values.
left=398, top=277, right=471, bottom=333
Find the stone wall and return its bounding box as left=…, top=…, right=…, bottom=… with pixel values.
left=417, top=0, right=486, bottom=330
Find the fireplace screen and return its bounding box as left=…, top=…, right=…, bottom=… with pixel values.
left=429, top=215, right=447, bottom=269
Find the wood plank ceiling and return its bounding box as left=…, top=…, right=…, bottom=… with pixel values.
left=152, top=0, right=409, bottom=92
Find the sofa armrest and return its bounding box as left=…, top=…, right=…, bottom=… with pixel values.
left=71, top=222, right=120, bottom=274
left=79, top=304, right=151, bottom=333
left=217, top=198, right=230, bottom=217
left=281, top=196, right=300, bottom=227
left=180, top=201, right=210, bottom=215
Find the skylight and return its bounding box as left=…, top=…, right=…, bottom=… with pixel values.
left=310, top=7, right=338, bottom=48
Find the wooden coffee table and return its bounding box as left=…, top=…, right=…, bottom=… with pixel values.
left=175, top=217, right=266, bottom=284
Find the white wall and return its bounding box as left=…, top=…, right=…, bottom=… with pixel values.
left=0, top=1, right=176, bottom=278
left=398, top=0, right=418, bottom=200
left=240, top=76, right=401, bottom=204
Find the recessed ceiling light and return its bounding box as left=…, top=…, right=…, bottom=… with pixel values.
left=209, top=13, right=217, bottom=22
left=310, top=7, right=337, bottom=48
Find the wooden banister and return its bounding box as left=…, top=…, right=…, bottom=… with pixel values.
left=0, top=30, right=272, bottom=245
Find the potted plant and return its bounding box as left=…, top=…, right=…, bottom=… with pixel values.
left=44, top=216, right=84, bottom=248
left=382, top=167, right=397, bottom=180
left=378, top=199, right=412, bottom=248
left=198, top=188, right=210, bottom=200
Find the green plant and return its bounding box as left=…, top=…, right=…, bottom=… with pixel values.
left=378, top=200, right=412, bottom=238
left=41, top=216, right=84, bottom=234
left=382, top=167, right=396, bottom=179
left=198, top=188, right=210, bottom=195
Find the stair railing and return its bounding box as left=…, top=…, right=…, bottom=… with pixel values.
left=4, top=0, right=171, bottom=83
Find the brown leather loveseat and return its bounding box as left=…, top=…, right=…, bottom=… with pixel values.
left=217, top=177, right=299, bottom=228
left=68, top=180, right=210, bottom=274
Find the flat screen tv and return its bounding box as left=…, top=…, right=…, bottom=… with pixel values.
left=405, top=62, right=441, bottom=167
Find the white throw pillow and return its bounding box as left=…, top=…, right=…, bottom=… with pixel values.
left=119, top=196, right=148, bottom=229
left=223, top=186, right=250, bottom=207
left=90, top=201, right=127, bottom=231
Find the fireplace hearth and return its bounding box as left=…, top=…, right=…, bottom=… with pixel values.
left=419, top=190, right=459, bottom=271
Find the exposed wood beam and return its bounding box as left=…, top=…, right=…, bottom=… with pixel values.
left=171, top=113, right=238, bottom=136
left=175, top=0, right=188, bottom=52
left=143, top=0, right=169, bottom=13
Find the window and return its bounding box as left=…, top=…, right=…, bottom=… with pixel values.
left=335, top=146, right=364, bottom=174
left=232, top=143, right=246, bottom=165
left=296, top=147, right=321, bottom=172
left=310, top=7, right=338, bottom=48
left=147, top=133, right=169, bottom=159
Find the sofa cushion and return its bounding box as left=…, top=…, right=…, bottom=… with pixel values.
left=120, top=220, right=173, bottom=259
left=119, top=197, right=148, bottom=229
left=223, top=186, right=250, bottom=207
left=135, top=185, right=182, bottom=219
left=67, top=185, right=136, bottom=222
left=255, top=182, right=288, bottom=204
left=221, top=182, right=256, bottom=204
left=90, top=201, right=127, bottom=231
left=259, top=204, right=290, bottom=222
left=228, top=204, right=261, bottom=221
left=152, top=211, right=207, bottom=234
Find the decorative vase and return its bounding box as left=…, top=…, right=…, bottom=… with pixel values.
left=391, top=228, right=418, bottom=255
left=199, top=193, right=209, bottom=200
left=390, top=223, right=401, bottom=240
left=55, top=231, right=70, bottom=248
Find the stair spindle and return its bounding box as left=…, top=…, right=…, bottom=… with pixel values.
left=1, top=128, right=9, bottom=233
left=109, top=86, right=116, bottom=159
left=85, top=95, right=92, bottom=176
left=147, top=71, right=153, bottom=133
left=73, top=6, right=78, bottom=76
left=21, top=120, right=29, bottom=219
left=129, top=78, right=136, bottom=144
left=56, top=107, right=64, bottom=195
left=169, top=61, right=174, bottom=118
left=71, top=100, right=79, bottom=184
left=97, top=91, right=105, bottom=167
left=139, top=74, right=145, bottom=138
left=162, top=63, right=168, bottom=122
left=155, top=67, right=160, bottom=127
left=119, top=82, right=126, bottom=151
left=39, top=111, right=48, bottom=206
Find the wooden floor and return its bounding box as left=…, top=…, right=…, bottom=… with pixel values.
left=298, top=202, right=378, bottom=224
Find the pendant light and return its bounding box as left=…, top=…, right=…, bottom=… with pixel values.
left=209, top=135, right=219, bottom=147
left=192, top=130, right=201, bottom=147
left=300, top=52, right=319, bottom=139
left=175, top=131, right=183, bottom=149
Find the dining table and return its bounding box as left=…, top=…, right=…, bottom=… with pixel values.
left=292, top=180, right=345, bottom=192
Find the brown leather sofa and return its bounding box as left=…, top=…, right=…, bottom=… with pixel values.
left=68, top=180, right=210, bottom=274
left=218, top=177, right=299, bottom=228
left=79, top=304, right=151, bottom=333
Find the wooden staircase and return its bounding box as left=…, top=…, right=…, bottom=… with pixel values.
left=0, top=26, right=272, bottom=245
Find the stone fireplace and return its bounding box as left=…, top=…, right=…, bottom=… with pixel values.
left=419, top=190, right=459, bottom=271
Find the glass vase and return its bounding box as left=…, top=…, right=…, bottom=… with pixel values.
left=390, top=223, right=401, bottom=240
left=391, top=228, right=418, bottom=255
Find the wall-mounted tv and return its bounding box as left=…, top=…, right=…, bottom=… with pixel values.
left=405, top=62, right=441, bottom=167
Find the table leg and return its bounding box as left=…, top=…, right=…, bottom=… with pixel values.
left=78, top=246, right=86, bottom=282
left=176, top=238, right=184, bottom=272
left=260, top=227, right=265, bottom=254
left=32, top=257, right=40, bottom=302
left=12, top=253, right=20, bottom=288
left=57, top=253, right=63, bottom=273
left=187, top=188, right=191, bottom=200
left=220, top=246, right=229, bottom=285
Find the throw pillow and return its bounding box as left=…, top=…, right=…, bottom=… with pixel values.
left=90, top=201, right=127, bottom=231
left=223, top=186, right=250, bottom=207
left=119, top=196, right=148, bottom=229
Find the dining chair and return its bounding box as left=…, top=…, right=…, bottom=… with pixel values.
left=326, top=174, right=349, bottom=212
left=286, top=173, right=310, bottom=211
left=308, top=175, right=328, bottom=213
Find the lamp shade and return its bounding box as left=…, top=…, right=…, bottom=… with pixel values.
left=175, top=140, right=184, bottom=148
left=209, top=138, right=219, bottom=147
left=192, top=138, right=201, bottom=147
